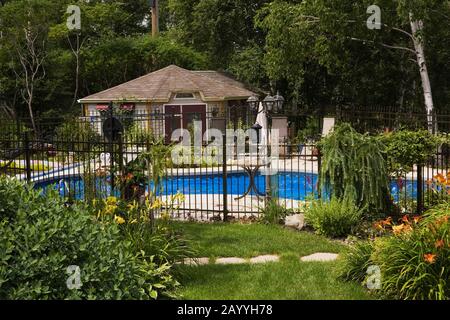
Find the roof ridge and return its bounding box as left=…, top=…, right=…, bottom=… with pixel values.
left=79, top=65, right=256, bottom=103
left=175, top=67, right=202, bottom=91
left=190, top=70, right=254, bottom=96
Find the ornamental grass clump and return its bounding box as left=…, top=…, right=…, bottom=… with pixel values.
left=338, top=241, right=375, bottom=284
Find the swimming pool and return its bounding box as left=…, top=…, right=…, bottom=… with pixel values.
left=34, top=171, right=418, bottom=202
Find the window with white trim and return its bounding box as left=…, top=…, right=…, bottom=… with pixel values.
left=175, top=93, right=195, bottom=99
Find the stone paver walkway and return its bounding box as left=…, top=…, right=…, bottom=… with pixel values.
left=300, top=253, right=339, bottom=262
left=216, top=257, right=248, bottom=265
left=179, top=253, right=338, bottom=266
left=249, top=255, right=280, bottom=264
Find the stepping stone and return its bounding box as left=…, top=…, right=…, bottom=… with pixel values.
left=215, top=257, right=247, bottom=265
left=250, top=255, right=280, bottom=264
left=300, top=253, right=339, bottom=262
left=181, top=257, right=210, bottom=266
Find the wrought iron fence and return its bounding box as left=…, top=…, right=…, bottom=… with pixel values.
left=335, top=105, right=450, bottom=134
left=1, top=111, right=449, bottom=220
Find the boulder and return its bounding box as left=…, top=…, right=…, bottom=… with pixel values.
left=285, top=214, right=305, bottom=230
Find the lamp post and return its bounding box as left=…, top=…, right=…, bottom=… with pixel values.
left=247, top=92, right=285, bottom=202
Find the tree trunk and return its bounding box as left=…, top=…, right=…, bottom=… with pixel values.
left=409, top=15, right=435, bottom=134
left=27, top=91, right=37, bottom=135
left=71, top=33, right=80, bottom=108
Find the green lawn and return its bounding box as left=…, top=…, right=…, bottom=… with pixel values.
left=174, top=222, right=372, bottom=300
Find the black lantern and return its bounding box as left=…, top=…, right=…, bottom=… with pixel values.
left=246, top=96, right=259, bottom=112
left=262, top=95, right=275, bottom=112
left=273, top=92, right=285, bottom=113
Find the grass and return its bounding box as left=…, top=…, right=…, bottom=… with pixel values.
left=0, top=161, right=51, bottom=172
left=174, top=222, right=372, bottom=300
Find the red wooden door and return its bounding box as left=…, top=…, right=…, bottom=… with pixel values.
left=182, top=105, right=207, bottom=140
left=164, top=105, right=181, bottom=144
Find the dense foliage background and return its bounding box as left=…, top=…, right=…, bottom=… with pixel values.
left=0, top=0, right=449, bottom=121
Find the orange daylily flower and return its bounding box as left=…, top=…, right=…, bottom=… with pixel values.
left=424, top=253, right=437, bottom=264
left=413, top=216, right=422, bottom=224
left=392, top=224, right=405, bottom=235
left=404, top=224, right=413, bottom=232
left=435, top=239, right=445, bottom=249
left=434, top=174, right=446, bottom=184
left=393, top=223, right=412, bottom=235
left=435, top=216, right=450, bottom=227
left=374, top=221, right=384, bottom=230
left=382, top=217, right=393, bottom=226
left=401, top=215, right=410, bottom=223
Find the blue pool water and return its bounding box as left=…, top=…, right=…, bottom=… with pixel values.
left=35, top=172, right=418, bottom=201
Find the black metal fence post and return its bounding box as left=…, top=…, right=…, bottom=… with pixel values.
left=222, top=134, right=228, bottom=222
left=118, top=132, right=124, bottom=200
left=417, top=164, right=424, bottom=214
left=317, top=150, right=322, bottom=199
left=108, top=105, right=115, bottom=197
left=24, top=131, right=31, bottom=183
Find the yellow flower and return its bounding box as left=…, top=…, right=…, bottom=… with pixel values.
left=106, top=196, right=118, bottom=206
left=172, top=192, right=186, bottom=203
left=150, top=199, right=163, bottom=210
left=103, top=204, right=117, bottom=215
left=114, top=215, right=126, bottom=225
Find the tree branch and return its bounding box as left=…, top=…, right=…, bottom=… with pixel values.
left=349, top=37, right=416, bottom=54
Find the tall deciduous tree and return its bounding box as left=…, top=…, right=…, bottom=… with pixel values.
left=167, top=0, right=270, bottom=68
left=257, top=0, right=450, bottom=128
left=0, top=0, right=59, bottom=134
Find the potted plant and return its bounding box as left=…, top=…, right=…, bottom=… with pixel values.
left=294, top=129, right=308, bottom=154
left=295, top=117, right=320, bottom=155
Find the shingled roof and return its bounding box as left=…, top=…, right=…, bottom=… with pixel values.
left=78, top=65, right=256, bottom=103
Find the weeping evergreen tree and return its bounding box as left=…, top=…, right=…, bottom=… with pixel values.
left=318, top=123, right=391, bottom=215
